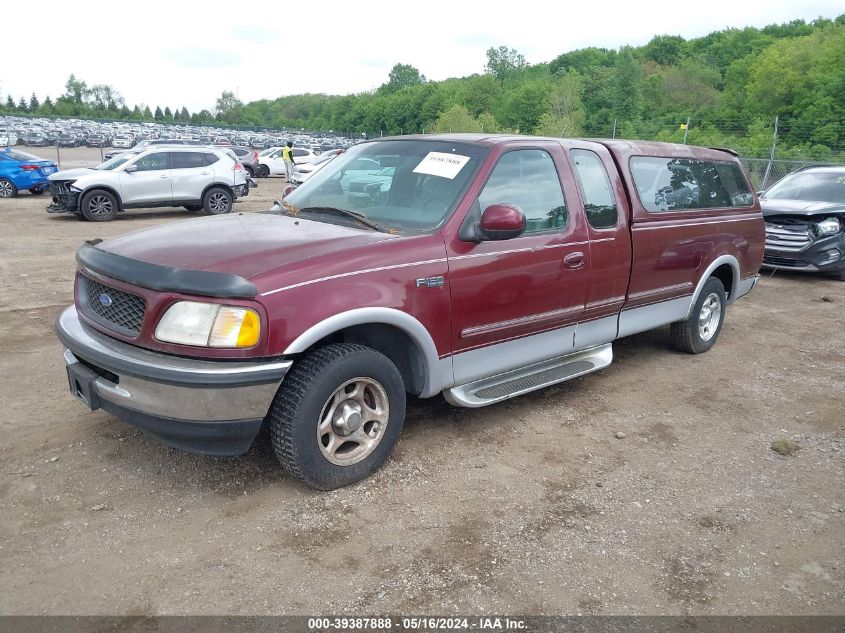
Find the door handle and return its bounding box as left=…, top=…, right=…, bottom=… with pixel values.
left=159, top=174, right=169, bottom=179
left=563, top=251, right=585, bottom=269
left=200, top=171, right=210, bottom=175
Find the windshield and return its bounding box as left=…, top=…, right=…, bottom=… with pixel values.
left=764, top=171, right=845, bottom=204
left=95, top=152, right=141, bottom=170
left=279, top=140, right=487, bottom=234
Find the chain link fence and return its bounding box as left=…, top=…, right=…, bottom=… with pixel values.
left=737, top=158, right=829, bottom=190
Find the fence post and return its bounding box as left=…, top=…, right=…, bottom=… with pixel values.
left=611, top=118, right=617, bottom=139
left=682, top=115, right=690, bottom=144
left=761, top=115, right=779, bottom=190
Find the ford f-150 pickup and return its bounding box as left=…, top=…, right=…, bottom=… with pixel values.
left=56, top=134, right=764, bottom=489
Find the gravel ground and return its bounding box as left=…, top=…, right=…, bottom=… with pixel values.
left=1, top=148, right=843, bottom=616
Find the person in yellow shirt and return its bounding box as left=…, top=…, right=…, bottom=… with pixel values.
left=281, top=141, right=295, bottom=182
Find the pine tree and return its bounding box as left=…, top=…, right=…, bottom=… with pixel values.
left=154, top=106, right=163, bottom=121
left=17, top=97, right=28, bottom=112
left=29, top=93, right=40, bottom=111
left=164, top=106, right=173, bottom=121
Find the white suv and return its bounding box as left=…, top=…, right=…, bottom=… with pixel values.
left=47, top=146, right=249, bottom=221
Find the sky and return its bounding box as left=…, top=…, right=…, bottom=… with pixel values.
left=1, top=0, right=842, bottom=113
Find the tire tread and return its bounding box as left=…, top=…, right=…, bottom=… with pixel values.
left=268, top=343, right=374, bottom=488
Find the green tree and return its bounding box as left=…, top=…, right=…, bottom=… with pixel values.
left=179, top=106, right=190, bottom=122
left=215, top=90, right=243, bottom=124
left=40, top=96, right=54, bottom=114
left=433, top=104, right=482, bottom=133
left=5, top=95, right=13, bottom=111
left=643, top=35, right=688, bottom=66
left=29, top=93, right=40, bottom=111
left=143, top=105, right=153, bottom=120
left=611, top=46, right=643, bottom=133
left=17, top=97, right=28, bottom=112
left=380, top=63, right=426, bottom=94
left=533, top=70, right=585, bottom=137
left=485, top=46, right=527, bottom=81
left=164, top=106, right=173, bottom=121
left=154, top=106, right=164, bottom=121
left=64, top=74, right=88, bottom=104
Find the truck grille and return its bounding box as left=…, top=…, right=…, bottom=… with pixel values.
left=763, top=255, right=811, bottom=268
left=765, top=222, right=811, bottom=252
left=79, top=275, right=146, bottom=335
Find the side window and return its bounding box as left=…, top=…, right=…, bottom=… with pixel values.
left=478, top=149, right=567, bottom=233
left=630, top=157, right=753, bottom=212
left=132, top=152, right=169, bottom=172
left=570, top=149, right=618, bottom=229
left=170, top=152, right=205, bottom=169
left=203, top=153, right=220, bottom=166
left=292, top=149, right=307, bottom=158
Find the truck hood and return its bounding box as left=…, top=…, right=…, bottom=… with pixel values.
left=95, top=213, right=397, bottom=280
left=761, top=198, right=845, bottom=217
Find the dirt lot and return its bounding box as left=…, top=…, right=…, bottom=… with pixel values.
left=1, top=147, right=843, bottom=615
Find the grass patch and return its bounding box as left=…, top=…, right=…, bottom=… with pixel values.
left=770, top=437, right=799, bottom=456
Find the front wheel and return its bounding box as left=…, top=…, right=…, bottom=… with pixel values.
left=202, top=187, right=233, bottom=215
left=268, top=343, right=406, bottom=490
left=257, top=164, right=270, bottom=178
left=80, top=189, right=118, bottom=222
left=670, top=277, right=726, bottom=354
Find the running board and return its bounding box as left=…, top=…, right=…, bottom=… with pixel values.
left=443, top=344, right=613, bottom=408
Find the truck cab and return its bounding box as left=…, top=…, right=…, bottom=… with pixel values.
left=56, top=135, right=764, bottom=489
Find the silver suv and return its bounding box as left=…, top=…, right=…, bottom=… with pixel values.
left=47, top=146, right=249, bottom=222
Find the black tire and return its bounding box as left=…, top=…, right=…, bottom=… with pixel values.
left=0, top=178, right=18, bottom=198
left=268, top=343, right=406, bottom=490
left=202, top=186, right=233, bottom=215
left=245, top=165, right=255, bottom=178
left=80, top=189, right=118, bottom=222
left=670, top=277, right=726, bottom=354
left=257, top=164, right=270, bottom=178
left=29, top=186, right=46, bottom=196
left=183, top=204, right=203, bottom=212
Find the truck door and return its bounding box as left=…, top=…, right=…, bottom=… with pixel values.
left=566, top=144, right=633, bottom=349
left=445, top=144, right=590, bottom=385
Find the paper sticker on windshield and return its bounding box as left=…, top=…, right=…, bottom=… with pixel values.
left=413, top=152, right=471, bottom=179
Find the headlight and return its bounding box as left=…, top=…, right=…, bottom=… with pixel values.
left=155, top=301, right=260, bottom=348
left=815, top=217, right=841, bottom=237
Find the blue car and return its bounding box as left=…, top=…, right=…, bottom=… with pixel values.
left=0, top=148, right=58, bottom=198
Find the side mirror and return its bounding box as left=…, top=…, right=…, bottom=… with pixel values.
left=477, top=204, right=526, bottom=241
left=124, top=164, right=138, bottom=173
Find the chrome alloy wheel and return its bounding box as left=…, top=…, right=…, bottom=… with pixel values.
left=87, top=194, right=113, bottom=216
left=317, top=377, right=389, bottom=466
left=0, top=180, right=14, bottom=197
left=698, top=292, right=722, bottom=341
left=208, top=191, right=230, bottom=212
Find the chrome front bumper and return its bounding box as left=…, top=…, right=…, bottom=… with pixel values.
left=56, top=306, right=291, bottom=455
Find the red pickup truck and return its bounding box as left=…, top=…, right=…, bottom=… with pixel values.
left=56, top=135, right=764, bottom=489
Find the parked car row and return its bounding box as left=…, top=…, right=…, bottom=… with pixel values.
left=0, top=115, right=360, bottom=155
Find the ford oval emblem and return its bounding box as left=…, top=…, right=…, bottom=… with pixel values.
left=99, top=293, right=113, bottom=307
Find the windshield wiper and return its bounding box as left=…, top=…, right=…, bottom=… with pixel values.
left=298, top=206, right=390, bottom=233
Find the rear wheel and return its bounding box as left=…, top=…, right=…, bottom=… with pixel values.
left=80, top=189, right=118, bottom=222
left=202, top=187, right=233, bottom=215
left=0, top=178, right=18, bottom=198
left=670, top=277, right=726, bottom=354
left=258, top=164, right=270, bottom=178
left=268, top=343, right=406, bottom=490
